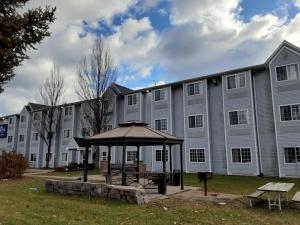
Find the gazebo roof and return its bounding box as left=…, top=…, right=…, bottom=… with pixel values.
left=85, top=121, right=184, bottom=146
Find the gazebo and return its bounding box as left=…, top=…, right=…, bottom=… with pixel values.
left=83, top=121, right=184, bottom=194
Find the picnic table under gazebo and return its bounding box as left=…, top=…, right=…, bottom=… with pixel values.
left=82, top=121, right=184, bottom=195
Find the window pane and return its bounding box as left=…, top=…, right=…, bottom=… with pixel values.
left=227, top=76, right=236, bottom=89
left=188, top=116, right=195, bottom=128
left=276, top=66, right=287, bottom=81
left=187, top=84, right=194, bottom=96
left=229, top=111, right=238, bottom=125
left=280, top=106, right=292, bottom=121
left=239, top=74, right=246, bottom=87
left=285, top=147, right=296, bottom=163
left=232, top=149, right=241, bottom=162
left=292, top=104, right=300, bottom=120
left=127, top=151, right=137, bottom=162
left=190, top=149, right=205, bottom=162
left=241, top=148, right=251, bottom=162
left=238, top=110, right=248, bottom=124
left=297, top=147, right=300, bottom=163
left=156, top=150, right=168, bottom=162
left=195, top=115, right=203, bottom=127
left=194, top=83, right=200, bottom=95
left=287, top=64, right=299, bottom=80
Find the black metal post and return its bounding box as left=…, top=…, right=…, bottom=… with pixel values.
left=108, top=146, right=111, bottom=175
left=83, top=145, right=89, bottom=182
left=169, top=144, right=173, bottom=184
left=180, top=143, right=184, bottom=190
left=136, top=146, right=140, bottom=183
left=122, top=143, right=126, bottom=185
left=162, top=143, right=167, bottom=195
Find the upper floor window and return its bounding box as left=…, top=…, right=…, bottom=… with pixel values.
left=154, top=89, right=166, bottom=101
left=33, top=113, right=40, bottom=121
left=8, top=117, right=13, bottom=124
left=64, top=106, right=73, bottom=116
left=7, top=136, right=13, bottom=143
left=187, top=82, right=203, bottom=96
left=155, top=149, right=169, bottom=162
left=61, top=153, right=68, bottom=162
left=280, top=104, right=300, bottom=121
left=276, top=64, right=300, bottom=81
left=232, top=148, right=251, bottom=163
left=63, top=129, right=70, bottom=138
left=20, top=115, right=26, bottom=123
left=155, top=119, right=168, bottom=131
left=81, top=127, right=91, bottom=137
left=32, top=133, right=39, bottom=141
left=19, top=135, right=25, bottom=142
left=284, top=147, right=300, bottom=163
left=227, top=73, right=246, bottom=90
left=128, top=94, right=137, bottom=106
left=190, top=148, right=205, bottom=163
left=229, top=110, right=248, bottom=125
left=188, top=115, right=203, bottom=128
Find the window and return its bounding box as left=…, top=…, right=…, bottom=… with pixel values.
left=64, top=106, right=72, bottom=116
left=20, top=115, right=26, bottom=123
left=7, top=136, right=13, bottom=143
left=187, top=82, right=203, bottom=96
left=155, top=149, right=169, bottom=162
left=232, top=148, right=251, bottom=163
left=101, top=151, right=107, bottom=161
left=63, top=129, right=70, bottom=138
left=190, top=149, right=205, bottom=163
left=154, top=89, right=166, bottom=101
left=128, top=94, right=137, bottom=106
left=126, top=150, right=137, bottom=162
left=276, top=64, right=300, bottom=81
left=227, top=73, right=246, bottom=90
left=155, top=119, right=168, bottom=131
left=30, top=153, right=37, bottom=162
left=229, top=110, right=248, bottom=125
left=103, top=124, right=113, bottom=131
left=33, top=113, right=39, bottom=121
left=45, top=153, right=52, bottom=161
left=188, top=115, right=203, bottom=128
left=280, top=104, right=300, bottom=121
left=19, top=135, right=24, bottom=142
left=81, top=127, right=90, bottom=137
left=284, top=147, right=300, bottom=163
left=32, top=133, right=39, bottom=141
left=62, top=153, right=68, bottom=162
left=8, top=117, right=13, bottom=124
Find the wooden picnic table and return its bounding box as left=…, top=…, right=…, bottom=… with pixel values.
left=258, top=182, right=295, bottom=210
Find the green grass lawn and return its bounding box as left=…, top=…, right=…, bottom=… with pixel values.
left=0, top=175, right=300, bottom=225
left=44, top=169, right=99, bottom=177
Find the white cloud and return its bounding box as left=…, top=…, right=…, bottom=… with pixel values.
left=294, top=0, right=300, bottom=8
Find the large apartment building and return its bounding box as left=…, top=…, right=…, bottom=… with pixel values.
left=1, top=40, right=300, bottom=177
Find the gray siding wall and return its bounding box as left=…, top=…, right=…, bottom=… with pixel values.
left=269, top=47, right=300, bottom=177
left=222, top=70, right=259, bottom=176
left=207, top=77, right=227, bottom=174
left=253, top=70, right=278, bottom=176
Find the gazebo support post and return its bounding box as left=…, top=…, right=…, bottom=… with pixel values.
left=169, top=144, right=173, bottom=185
left=180, top=143, right=184, bottom=190
left=107, top=146, right=111, bottom=176
left=122, top=143, right=126, bottom=185
left=162, top=143, right=167, bottom=195
left=83, top=144, right=89, bottom=182
left=136, top=146, right=140, bottom=183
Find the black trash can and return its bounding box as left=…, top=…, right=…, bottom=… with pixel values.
left=172, top=170, right=180, bottom=186
left=157, top=174, right=166, bottom=194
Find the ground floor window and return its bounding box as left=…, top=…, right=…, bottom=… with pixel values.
left=232, top=148, right=251, bottom=163
left=30, top=153, right=36, bottom=161
left=189, top=148, right=205, bottom=162
left=61, top=153, right=67, bottom=162
left=155, top=149, right=169, bottom=162
left=101, top=151, right=107, bottom=161
left=45, top=153, right=52, bottom=161
left=284, top=147, right=300, bottom=163
left=126, top=150, right=137, bottom=162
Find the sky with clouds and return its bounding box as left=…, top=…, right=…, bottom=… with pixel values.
left=1, top=0, right=300, bottom=115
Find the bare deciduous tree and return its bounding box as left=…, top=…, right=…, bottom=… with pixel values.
left=33, top=63, right=64, bottom=168
left=76, top=37, right=117, bottom=167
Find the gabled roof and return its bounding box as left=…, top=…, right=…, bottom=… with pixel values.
left=111, top=83, right=133, bottom=95
left=28, top=102, right=49, bottom=111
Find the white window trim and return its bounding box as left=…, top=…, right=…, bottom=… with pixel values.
left=279, top=103, right=300, bottom=122
left=127, top=94, right=138, bottom=106
left=61, top=153, right=68, bottom=162
left=228, top=109, right=249, bottom=126
left=275, top=62, right=300, bottom=82
left=153, top=88, right=167, bottom=102
left=32, top=132, right=39, bottom=141
left=63, top=129, right=71, bottom=138
left=186, top=81, right=204, bottom=96
left=126, top=149, right=140, bottom=163
left=283, top=146, right=300, bottom=164
left=189, top=148, right=206, bottom=164
left=187, top=114, right=204, bottom=129
left=7, top=136, right=13, bottom=143
left=230, top=147, right=252, bottom=164
left=155, top=149, right=169, bottom=162
left=154, top=118, right=168, bottom=131
left=64, top=106, right=73, bottom=117
left=226, top=73, right=247, bottom=90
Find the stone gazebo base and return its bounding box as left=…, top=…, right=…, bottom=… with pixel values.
left=45, top=179, right=145, bottom=205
